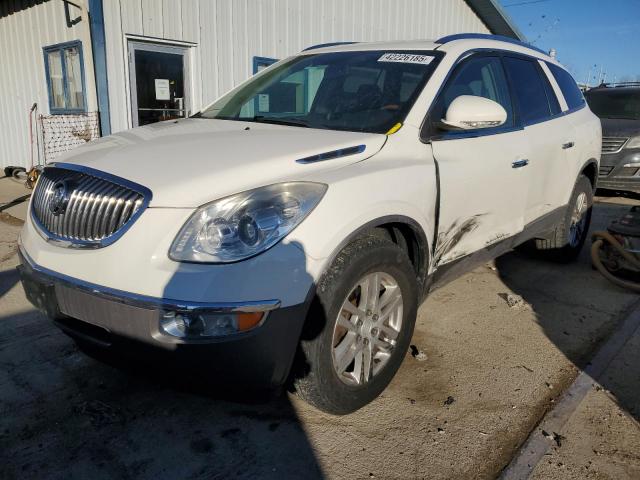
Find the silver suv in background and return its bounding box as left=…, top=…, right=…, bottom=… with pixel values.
left=585, top=84, right=640, bottom=194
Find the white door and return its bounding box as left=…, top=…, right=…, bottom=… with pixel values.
left=427, top=54, right=529, bottom=266
left=501, top=55, right=571, bottom=225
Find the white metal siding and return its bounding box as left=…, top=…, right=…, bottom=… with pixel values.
left=0, top=1, right=97, bottom=169
left=103, top=0, right=490, bottom=135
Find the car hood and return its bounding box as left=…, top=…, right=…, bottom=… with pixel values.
left=600, top=117, right=640, bottom=137
left=53, top=118, right=387, bottom=207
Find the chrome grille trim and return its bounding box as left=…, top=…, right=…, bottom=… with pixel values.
left=601, top=137, right=628, bottom=154
left=31, top=163, right=152, bottom=248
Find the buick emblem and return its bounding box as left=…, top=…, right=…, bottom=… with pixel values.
left=49, top=180, right=71, bottom=215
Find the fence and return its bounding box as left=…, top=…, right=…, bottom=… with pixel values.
left=39, top=112, right=100, bottom=163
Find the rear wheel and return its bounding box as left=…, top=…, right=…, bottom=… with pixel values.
left=532, top=175, right=593, bottom=261
left=293, top=234, right=419, bottom=415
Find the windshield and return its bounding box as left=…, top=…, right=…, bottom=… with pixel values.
left=199, top=50, right=441, bottom=134
left=585, top=89, right=640, bottom=120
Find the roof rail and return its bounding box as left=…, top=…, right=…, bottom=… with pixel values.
left=436, top=33, right=547, bottom=56
left=594, top=82, right=640, bottom=88
left=303, top=41, right=358, bottom=52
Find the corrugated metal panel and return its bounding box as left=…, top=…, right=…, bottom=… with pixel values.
left=103, top=0, right=130, bottom=134
left=100, top=0, right=491, bottom=135
left=162, top=0, right=182, bottom=39
left=121, top=0, right=143, bottom=34
left=141, top=0, right=163, bottom=37
left=0, top=1, right=97, bottom=169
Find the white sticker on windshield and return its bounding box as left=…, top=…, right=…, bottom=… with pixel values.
left=378, top=53, right=435, bottom=65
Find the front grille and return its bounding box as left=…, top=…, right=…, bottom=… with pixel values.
left=599, top=166, right=614, bottom=177
left=602, top=137, right=628, bottom=154
left=32, top=166, right=149, bottom=246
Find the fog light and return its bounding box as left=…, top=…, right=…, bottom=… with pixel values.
left=160, top=310, right=264, bottom=339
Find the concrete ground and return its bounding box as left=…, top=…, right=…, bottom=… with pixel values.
left=0, top=176, right=30, bottom=221
left=0, top=183, right=638, bottom=479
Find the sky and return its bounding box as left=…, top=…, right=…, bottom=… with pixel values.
left=496, top=0, right=640, bottom=85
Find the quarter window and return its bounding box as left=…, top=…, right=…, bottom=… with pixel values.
left=435, top=55, right=514, bottom=129
left=43, top=41, right=86, bottom=114
left=503, top=56, right=553, bottom=124
left=547, top=63, right=586, bottom=110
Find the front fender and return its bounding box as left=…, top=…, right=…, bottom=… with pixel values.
left=285, top=155, right=437, bottom=283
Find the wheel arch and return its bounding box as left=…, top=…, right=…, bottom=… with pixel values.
left=312, top=215, right=430, bottom=300
left=580, top=158, right=599, bottom=191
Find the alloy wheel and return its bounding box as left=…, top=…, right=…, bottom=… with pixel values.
left=331, top=271, right=404, bottom=386
left=568, top=191, right=589, bottom=247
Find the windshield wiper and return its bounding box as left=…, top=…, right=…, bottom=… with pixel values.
left=250, top=116, right=310, bottom=128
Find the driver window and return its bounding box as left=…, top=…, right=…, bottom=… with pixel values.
left=436, top=56, right=514, bottom=129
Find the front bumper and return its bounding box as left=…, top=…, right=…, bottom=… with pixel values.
left=597, top=176, right=640, bottom=194
left=18, top=248, right=309, bottom=388
left=599, top=148, right=640, bottom=194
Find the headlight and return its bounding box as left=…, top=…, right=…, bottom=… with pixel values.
left=626, top=136, right=640, bottom=149
left=169, top=182, right=327, bottom=263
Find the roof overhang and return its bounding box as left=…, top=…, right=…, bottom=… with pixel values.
left=464, top=0, right=525, bottom=41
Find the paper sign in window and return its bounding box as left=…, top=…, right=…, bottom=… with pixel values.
left=155, top=79, right=170, bottom=101
left=258, top=94, right=270, bottom=112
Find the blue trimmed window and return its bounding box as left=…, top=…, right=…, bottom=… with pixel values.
left=253, top=56, right=278, bottom=74
left=43, top=40, right=87, bottom=114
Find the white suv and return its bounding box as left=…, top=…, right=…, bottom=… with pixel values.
left=19, top=34, right=601, bottom=414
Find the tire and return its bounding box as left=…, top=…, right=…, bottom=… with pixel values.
left=293, top=234, right=419, bottom=415
left=533, top=175, right=593, bottom=262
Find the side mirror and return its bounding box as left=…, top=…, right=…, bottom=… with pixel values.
left=440, top=95, right=507, bottom=131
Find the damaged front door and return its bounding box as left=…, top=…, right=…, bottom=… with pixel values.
left=428, top=54, right=528, bottom=267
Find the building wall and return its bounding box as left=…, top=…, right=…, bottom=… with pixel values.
left=102, top=0, right=490, bottom=134
left=0, top=0, right=98, bottom=169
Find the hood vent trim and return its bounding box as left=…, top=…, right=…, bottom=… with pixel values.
left=296, top=145, right=366, bottom=164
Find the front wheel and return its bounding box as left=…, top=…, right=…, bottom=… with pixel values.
left=293, top=234, right=419, bottom=415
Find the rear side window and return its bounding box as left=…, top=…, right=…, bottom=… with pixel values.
left=503, top=56, right=553, bottom=124
left=547, top=64, right=586, bottom=110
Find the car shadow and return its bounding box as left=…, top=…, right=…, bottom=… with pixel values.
left=0, top=242, right=326, bottom=479
left=0, top=267, right=20, bottom=299
left=494, top=198, right=640, bottom=424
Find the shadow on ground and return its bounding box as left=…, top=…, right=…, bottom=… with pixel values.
left=495, top=196, right=640, bottom=425
left=0, top=303, right=323, bottom=479
left=0, top=241, right=325, bottom=480
left=0, top=267, right=19, bottom=299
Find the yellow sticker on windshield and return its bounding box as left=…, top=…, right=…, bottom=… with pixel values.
left=386, top=123, right=403, bottom=135
left=378, top=53, right=434, bottom=65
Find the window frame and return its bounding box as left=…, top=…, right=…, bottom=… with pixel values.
left=545, top=62, right=587, bottom=114
left=422, top=49, right=581, bottom=143
left=501, top=53, right=560, bottom=127
left=423, top=51, right=520, bottom=142
left=252, top=56, right=278, bottom=74
left=43, top=40, right=87, bottom=115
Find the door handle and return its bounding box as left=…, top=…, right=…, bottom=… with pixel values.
left=562, top=141, right=575, bottom=149
left=512, top=159, right=529, bottom=169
